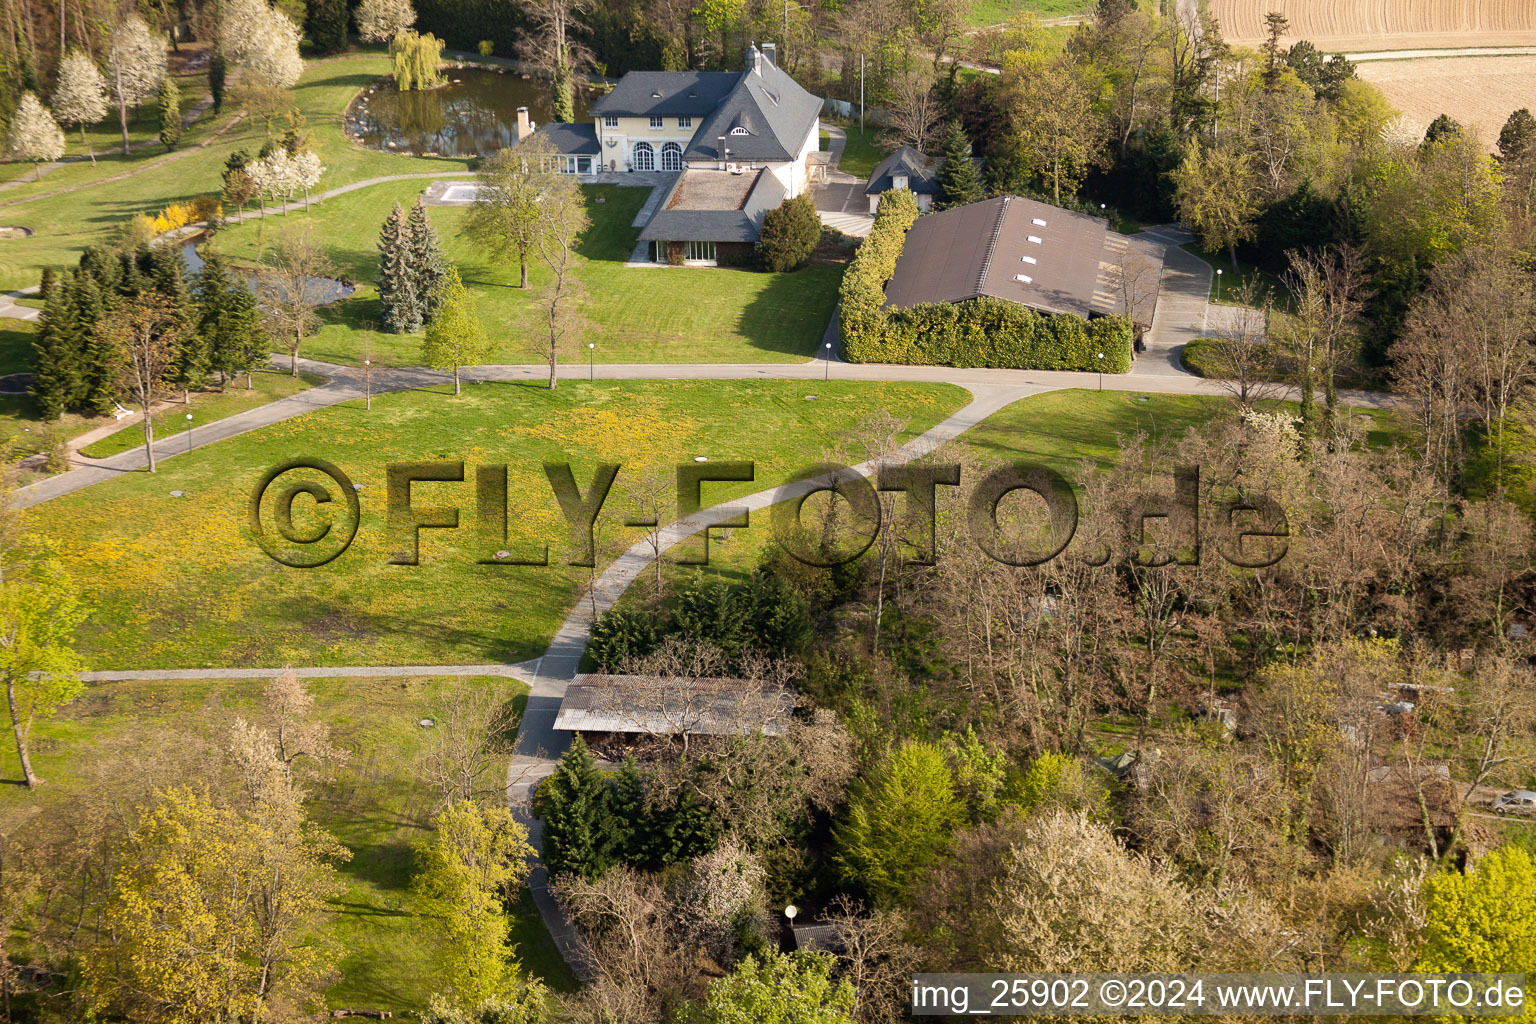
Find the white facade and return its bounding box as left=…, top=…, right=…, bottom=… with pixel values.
left=590, top=114, right=817, bottom=199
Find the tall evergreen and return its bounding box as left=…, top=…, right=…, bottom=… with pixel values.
left=531, top=735, right=619, bottom=880
left=406, top=197, right=447, bottom=318
left=197, top=255, right=268, bottom=386
left=934, top=120, right=984, bottom=210
left=209, top=51, right=227, bottom=113
left=157, top=78, right=181, bottom=150
left=377, top=202, right=422, bottom=333
left=30, top=268, right=79, bottom=421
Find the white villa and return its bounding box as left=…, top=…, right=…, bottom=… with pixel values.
left=519, top=43, right=820, bottom=266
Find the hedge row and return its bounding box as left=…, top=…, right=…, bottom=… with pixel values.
left=839, top=189, right=1134, bottom=373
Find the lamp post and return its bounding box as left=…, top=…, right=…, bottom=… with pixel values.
left=824, top=341, right=832, bottom=381
left=1097, top=351, right=1104, bottom=392
left=364, top=358, right=372, bottom=411
left=588, top=342, right=595, bottom=381
left=1216, top=268, right=1222, bottom=303
left=185, top=412, right=192, bottom=454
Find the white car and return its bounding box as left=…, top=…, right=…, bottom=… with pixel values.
left=1491, top=790, right=1536, bottom=817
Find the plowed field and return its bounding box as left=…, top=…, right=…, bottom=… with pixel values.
left=1210, top=0, right=1536, bottom=53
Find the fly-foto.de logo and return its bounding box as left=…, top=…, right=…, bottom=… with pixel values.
left=248, top=458, right=1291, bottom=570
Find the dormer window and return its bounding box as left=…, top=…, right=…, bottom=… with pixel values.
left=650, top=115, right=664, bottom=129
left=730, top=126, right=750, bottom=135
left=678, top=115, right=692, bottom=128
left=603, top=115, right=619, bottom=128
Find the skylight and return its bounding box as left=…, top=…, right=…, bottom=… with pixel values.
left=1015, top=274, right=1033, bottom=284
left=1027, top=235, right=1043, bottom=244
left=1032, top=218, right=1048, bottom=227
left=1021, top=256, right=1037, bottom=264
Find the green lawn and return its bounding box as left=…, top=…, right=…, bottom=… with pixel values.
left=210, top=181, right=844, bottom=365
left=78, top=370, right=324, bottom=459
left=1180, top=243, right=1290, bottom=308
left=966, top=0, right=1093, bottom=27
left=828, top=123, right=893, bottom=179
left=27, top=378, right=967, bottom=669
left=0, top=674, right=576, bottom=1015
left=0, top=53, right=471, bottom=293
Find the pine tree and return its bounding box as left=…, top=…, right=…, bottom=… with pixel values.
left=157, top=77, right=181, bottom=150
left=197, top=255, right=268, bottom=386
left=934, top=120, right=984, bottom=210
left=406, top=196, right=447, bottom=316
left=209, top=51, right=228, bottom=113
left=377, top=202, right=422, bottom=333
left=30, top=268, right=77, bottom=420
left=531, top=735, right=617, bottom=879
left=307, top=0, right=350, bottom=53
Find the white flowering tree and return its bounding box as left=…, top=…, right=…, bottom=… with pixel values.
left=356, top=0, right=416, bottom=43
left=220, top=0, right=304, bottom=90
left=51, top=51, right=109, bottom=164
left=106, top=16, right=167, bottom=155
left=5, top=93, right=66, bottom=180
left=292, top=150, right=324, bottom=210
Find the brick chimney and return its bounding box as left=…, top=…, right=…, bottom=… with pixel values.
left=761, top=42, right=777, bottom=67
left=515, top=106, right=533, bottom=142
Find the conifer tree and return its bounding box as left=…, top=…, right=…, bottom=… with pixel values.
left=531, top=735, right=617, bottom=879
left=197, top=255, right=269, bottom=387
left=377, top=202, right=422, bottom=333
left=157, top=77, right=181, bottom=150
left=407, top=196, right=447, bottom=316
left=30, top=268, right=77, bottom=420
left=934, top=120, right=984, bottom=210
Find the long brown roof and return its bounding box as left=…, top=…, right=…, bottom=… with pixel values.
left=882, top=195, right=1112, bottom=318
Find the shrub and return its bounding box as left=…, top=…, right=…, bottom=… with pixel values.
left=757, top=193, right=820, bottom=272
left=839, top=188, right=1133, bottom=372
left=587, top=607, right=660, bottom=669
left=477, top=39, right=494, bottom=57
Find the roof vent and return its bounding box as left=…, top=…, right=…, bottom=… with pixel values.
left=1032, top=218, right=1047, bottom=226
left=652, top=89, right=662, bottom=98
left=689, top=90, right=698, bottom=98
left=1015, top=274, right=1033, bottom=283
left=1027, top=235, right=1043, bottom=244
left=1021, top=255, right=1037, bottom=264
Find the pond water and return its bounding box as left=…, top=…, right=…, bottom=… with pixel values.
left=180, top=238, right=355, bottom=306
left=346, top=67, right=599, bottom=157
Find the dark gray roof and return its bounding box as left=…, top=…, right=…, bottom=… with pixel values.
left=882, top=195, right=1110, bottom=318
left=683, top=50, right=821, bottom=164
left=533, top=121, right=600, bottom=155
left=865, top=146, right=939, bottom=195
left=638, top=167, right=785, bottom=243
left=588, top=71, right=739, bottom=118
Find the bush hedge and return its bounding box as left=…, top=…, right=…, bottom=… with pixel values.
left=839, top=189, right=1134, bottom=373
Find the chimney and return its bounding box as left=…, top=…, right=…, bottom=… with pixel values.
left=761, top=42, right=777, bottom=67
left=515, top=106, right=533, bottom=142
left=745, top=44, right=762, bottom=75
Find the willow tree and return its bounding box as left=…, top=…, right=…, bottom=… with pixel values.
left=390, top=31, right=445, bottom=91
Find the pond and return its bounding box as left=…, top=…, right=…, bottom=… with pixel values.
left=345, top=67, right=599, bottom=157
left=180, top=237, right=355, bottom=307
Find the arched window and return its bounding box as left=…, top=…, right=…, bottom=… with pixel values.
left=660, top=142, right=683, bottom=171
left=632, top=141, right=655, bottom=171
left=730, top=126, right=750, bottom=135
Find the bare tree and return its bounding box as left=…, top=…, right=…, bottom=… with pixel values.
left=825, top=895, right=923, bottom=1024
left=1203, top=280, right=1283, bottom=412
left=106, top=294, right=186, bottom=473
left=528, top=174, right=589, bottom=389
left=416, top=677, right=520, bottom=806
left=1284, top=245, right=1367, bottom=441
left=259, top=225, right=332, bottom=377
left=517, top=0, right=593, bottom=122
left=881, top=65, right=941, bottom=152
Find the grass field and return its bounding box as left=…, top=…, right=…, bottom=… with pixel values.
left=827, top=123, right=894, bottom=180
left=1181, top=243, right=1289, bottom=307
left=78, top=370, right=324, bottom=459
left=966, top=0, right=1092, bottom=27
left=1209, top=0, right=1536, bottom=51
left=0, top=53, right=470, bottom=293
left=0, top=674, right=576, bottom=1014
left=210, top=182, right=843, bottom=365
left=27, top=379, right=967, bottom=669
